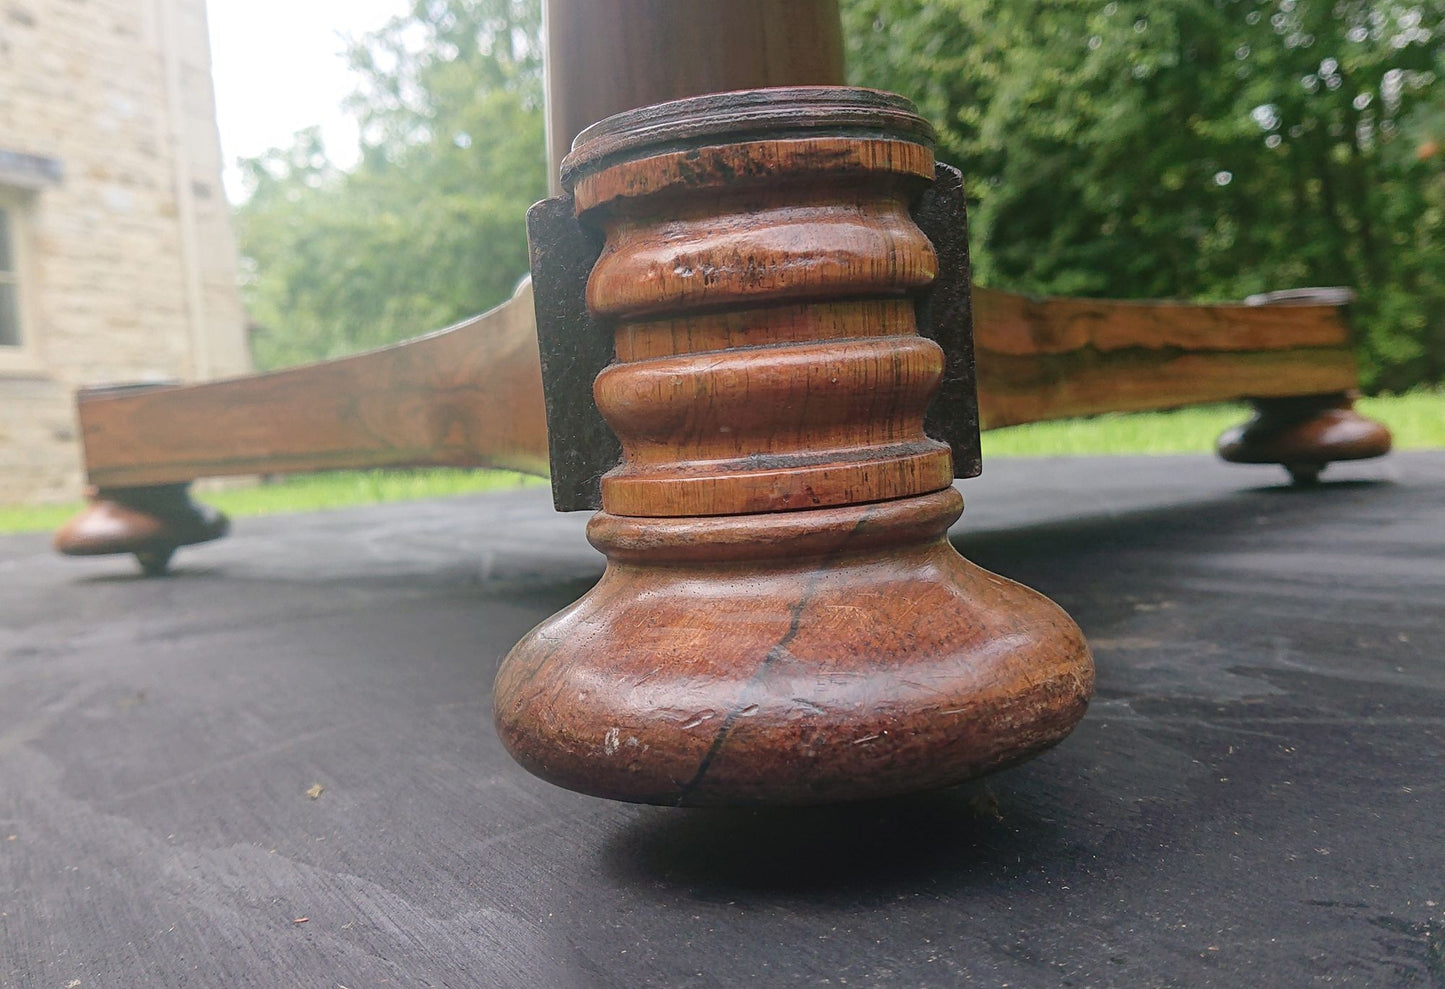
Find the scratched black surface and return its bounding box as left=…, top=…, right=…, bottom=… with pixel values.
left=2, top=454, right=1442, bottom=987
left=913, top=162, right=982, bottom=481
left=526, top=192, right=615, bottom=514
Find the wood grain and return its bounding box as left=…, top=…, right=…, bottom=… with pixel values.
left=496, top=487, right=1093, bottom=805
left=555, top=94, right=957, bottom=518
left=70, top=279, right=1370, bottom=489
left=1218, top=391, right=1392, bottom=483
left=972, top=286, right=1353, bottom=356
left=977, top=345, right=1360, bottom=428
left=498, top=86, right=1093, bottom=806
left=972, top=285, right=1362, bottom=427
left=76, top=283, right=549, bottom=489
left=543, top=0, right=845, bottom=183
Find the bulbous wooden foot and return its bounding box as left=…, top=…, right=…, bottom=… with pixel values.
left=495, top=488, right=1094, bottom=806
left=54, top=483, right=229, bottom=575
left=1217, top=392, right=1392, bottom=485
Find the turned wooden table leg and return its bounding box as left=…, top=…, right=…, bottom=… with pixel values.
left=54, top=482, right=229, bottom=575
left=494, top=88, right=1093, bottom=806
left=55, top=380, right=230, bottom=575
left=1215, top=289, right=1392, bottom=485
left=1217, top=391, right=1393, bottom=485
left=51, top=282, right=549, bottom=574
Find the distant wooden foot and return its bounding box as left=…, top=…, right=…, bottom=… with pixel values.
left=1217, top=392, right=1392, bottom=485
left=54, top=483, right=229, bottom=575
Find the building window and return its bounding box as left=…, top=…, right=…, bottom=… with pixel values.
left=0, top=203, right=20, bottom=347
left=0, top=155, right=57, bottom=370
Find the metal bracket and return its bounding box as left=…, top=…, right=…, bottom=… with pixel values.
left=526, top=193, right=615, bottom=512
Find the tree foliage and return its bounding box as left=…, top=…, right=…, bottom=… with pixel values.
left=235, top=0, right=546, bottom=369
left=237, top=0, right=1442, bottom=392
left=844, top=0, right=1445, bottom=390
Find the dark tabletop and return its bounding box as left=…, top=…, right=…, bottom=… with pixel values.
left=2, top=453, right=1442, bottom=988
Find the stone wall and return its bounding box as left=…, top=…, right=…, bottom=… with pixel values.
left=0, top=0, right=249, bottom=503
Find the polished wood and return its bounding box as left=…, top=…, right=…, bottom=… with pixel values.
left=495, top=87, right=1094, bottom=806
left=73, top=281, right=548, bottom=489
left=65, top=280, right=1379, bottom=482
left=576, top=123, right=951, bottom=518
left=499, top=488, right=1090, bottom=804
left=543, top=0, right=844, bottom=184
left=54, top=483, right=229, bottom=575
left=974, top=286, right=1360, bottom=427
left=974, top=286, right=1356, bottom=357
left=529, top=156, right=984, bottom=513
left=63, top=281, right=1377, bottom=496
left=529, top=0, right=852, bottom=507
left=1218, top=392, right=1393, bottom=484
left=1212, top=290, right=1392, bottom=484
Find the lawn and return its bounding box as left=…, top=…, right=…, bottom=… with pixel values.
left=3, top=389, right=1440, bottom=536
left=980, top=388, right=1445, bottom=457
left=0, top=469, right=546, bottom=535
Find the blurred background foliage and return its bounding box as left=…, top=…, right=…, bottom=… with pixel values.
left=237, top=0, right=546, bottom=369
left=845, top=0, right=1445, bottom=392
left=235, top=0, right=1444, bottom=394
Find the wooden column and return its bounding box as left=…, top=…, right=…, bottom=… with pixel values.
left=495, top=89, right=1093, bottom=807
left=543, top=0, right=845, bottom=185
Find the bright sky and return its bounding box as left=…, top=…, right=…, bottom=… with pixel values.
left=207, top=0, right=411, bottom=201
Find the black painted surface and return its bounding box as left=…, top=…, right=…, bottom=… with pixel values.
left=913, top=162, right=982, bottom=479
left=2, top=454, right=1442, bottom=987
left=527, top=193, right=615, bottom=513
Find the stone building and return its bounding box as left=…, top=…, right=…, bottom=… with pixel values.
left=0, top=0, right=249, bottom=503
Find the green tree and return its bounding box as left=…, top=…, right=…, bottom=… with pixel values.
left=238, top=0, right=1443, bottom=391
left=844, top=0, right=1445, bottom=390
left=236, top=0, right=546, bottom=369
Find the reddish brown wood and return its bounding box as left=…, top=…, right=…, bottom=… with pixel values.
left=543, top=0, right=844, bottom=183
left=494, top=87, right=1094, bottom=806
left=1213, top=290, right=1392, bottom=484
left=55, top=0, right=845, bottom=571
left=59, top=279, right=1375, bottom=501
left=71, top=282, right=548, bottom=489
left=1218, top=392, right=1392, bottom=484
left=62, top=282, right=1377, bottom=484
left=578, top=130, right=951, bottom=518
left=972, top=285, right=1356, bottom=357
left=973, top=285, right=1362, bottom=428
left=498, top=488, right=1091, bottom=804
left=54, top=483, right=229, bottom=575
left=978, top=345, right=1360, bottom=428
left=54, top=284, right=546, bottom=574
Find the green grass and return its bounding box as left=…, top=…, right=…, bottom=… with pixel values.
left=0, top=502, right=80, bottom=535
left=201, top=467, right=544, bottom=516
left=2, top=389, right=1440, bottom=535
left=1356, top=388, right=1445, bottom=450
left=982, top=387, right=1445, bottom=458
left=0, top=469, right=544, bottom=535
